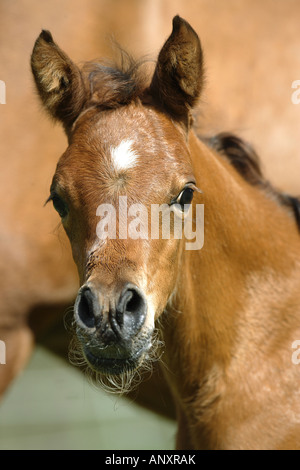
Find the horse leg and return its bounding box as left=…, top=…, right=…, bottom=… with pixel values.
left=0, top=325, right=34, bottom=398
left=0, top=302, right=71, bottom=399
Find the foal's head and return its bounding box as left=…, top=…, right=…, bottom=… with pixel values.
left=31, top=16, right=203, bottom=389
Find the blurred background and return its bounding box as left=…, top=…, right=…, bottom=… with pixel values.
left=0, top=0, right=299, bottom=450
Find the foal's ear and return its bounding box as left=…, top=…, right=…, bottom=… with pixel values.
left=150, top=16, right=204, bottom=127
left=31, top=30, right=86, bottom=132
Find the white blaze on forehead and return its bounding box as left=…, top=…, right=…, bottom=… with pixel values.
left=110, top=139, right=138, bottom=172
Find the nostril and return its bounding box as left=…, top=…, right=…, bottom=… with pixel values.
left=116, top=286, right=147, bottom=333
left=75, top=288, right=95, bottom=329
left=125, top=289, right=145, bottom=316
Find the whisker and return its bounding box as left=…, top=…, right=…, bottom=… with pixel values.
left=67, top=321, right=164, bottom=395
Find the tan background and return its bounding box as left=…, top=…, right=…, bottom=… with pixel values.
left=0, top=0, right=299, bottom=449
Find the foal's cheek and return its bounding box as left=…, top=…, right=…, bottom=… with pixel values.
left=146, top=240, right=182, bottom=319
left=72, top=248, right=86, bottom=283
left=64, top=233, right=86, bottom=283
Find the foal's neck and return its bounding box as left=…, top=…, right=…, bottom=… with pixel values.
left=161, top=130, right=300, bottom=400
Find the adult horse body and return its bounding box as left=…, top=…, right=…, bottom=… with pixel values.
left=31, top=16, right=300, bottom=449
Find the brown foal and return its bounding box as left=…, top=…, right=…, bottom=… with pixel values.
left=31, top=16, right=300, bottom=449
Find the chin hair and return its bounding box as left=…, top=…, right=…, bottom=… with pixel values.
left=65, top=311, right=164, bottom=395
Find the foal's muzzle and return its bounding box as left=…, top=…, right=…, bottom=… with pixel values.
left=74, top=283, right=149, bottom=374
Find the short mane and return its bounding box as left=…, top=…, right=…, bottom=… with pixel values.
left=207, top=132, right=300, bottom=230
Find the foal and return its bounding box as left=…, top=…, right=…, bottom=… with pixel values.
left=31, top=16, right=300, bottom=449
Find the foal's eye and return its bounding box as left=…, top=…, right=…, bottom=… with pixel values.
left=174, top=187, right=194, bottom=212
left=51, top=194, right=69, bottom=218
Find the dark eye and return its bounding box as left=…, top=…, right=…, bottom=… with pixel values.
left=174, top=187, right=194, bottom=212
left=51, top=194, right=68, bottom=218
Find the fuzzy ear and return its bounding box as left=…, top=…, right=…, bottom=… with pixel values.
left=31, top=30, right=86, bottom=132
left=150, top=16, right=204, bottom=126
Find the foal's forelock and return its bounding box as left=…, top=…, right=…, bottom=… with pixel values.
left=81, top=50, right=148, bottom=110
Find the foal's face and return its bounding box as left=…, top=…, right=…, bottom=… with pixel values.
left=51, top=104, right=195, bottom=374
left=31, top=15, right=203, bottom=379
